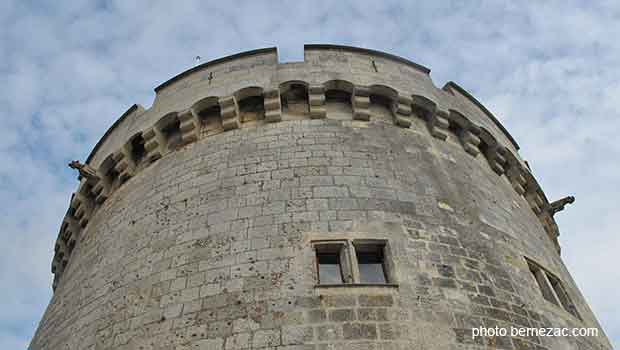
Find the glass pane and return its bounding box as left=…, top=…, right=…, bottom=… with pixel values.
left=357, top=252, right=387, bottom=284
left=318, top=253, right=343, bottom=284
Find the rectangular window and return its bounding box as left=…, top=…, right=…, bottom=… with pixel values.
left=312, top=239, right=394, bottom=286
left=547, top=272, right=582, bottom=320
left=314, top=243, right=347, bottom=285
left=317, top=252, right=343, bottom=284
left=355, top=244, right=388, bottom=284
left=527, top=259, right=558, bottom=305
left=525, top=257, right=581, bottom=320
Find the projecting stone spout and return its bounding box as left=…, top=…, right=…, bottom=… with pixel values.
left=68, top=160, right=99, bottom=183
left=549, top=195, right=576, bottom=216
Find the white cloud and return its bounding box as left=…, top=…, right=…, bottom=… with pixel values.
left=0, top=0, right=618, bottom=348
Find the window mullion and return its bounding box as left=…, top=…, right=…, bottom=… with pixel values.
left=343, top=240, right=360, bottom=284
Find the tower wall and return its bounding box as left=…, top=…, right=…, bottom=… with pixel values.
left=31, top=45, right=611, bottom=350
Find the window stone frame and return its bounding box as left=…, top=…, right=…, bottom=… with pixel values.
left=311, top=237, right=398, bottom=288
left=525, top=257, right=581, bottom=320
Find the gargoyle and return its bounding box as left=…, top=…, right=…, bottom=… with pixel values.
left=548, top=196, right=575, bottom=216
left=68, top=160, right=99, bottom=183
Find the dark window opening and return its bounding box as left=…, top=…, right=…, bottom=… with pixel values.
left=447, top=118, right=462, bottom=138
left=370, top=94, right=393, bottom=110
left=60, top=232, right=69, bottom=244
left=527, top=259, right=559, bottom=306
left=100, top=156, right=119, bottom=186
left=478, top=140, right=490, bottom=155
left=238, top=96, right=265, bottom=122
left=317, top=252, right=344, bottom=284
left=239, top=96, right=264, bottom=113
left=547, top=273, right=582, bottom=320
left=197, top=105, right=223, bottom=134
left=282, top=84, right=308, bottom=105
left=448, top=121, right=460, bottom=134
left=60, top=222, right=69, bottom=236
left=74, top=208, right=84, bottom=220
left=369, top=94, right=394, bottom=122
left=198, top=105, right=221, bottom=123
left=105, top=167, right=120, bottom=185
left=160, top=118, right=182, bottom=150
left=130, top=134, right=146, bottom=165
left=82, top=184, right=96, bottom=202
left=281, top=84, right=309, bottom=115
left=355, top=244, right=388, bottom=284
left=412, top=105, right=431, bottom=120
left=67, top=240, right=76, bottom=255
left=325, top=89, right=352, bottom=105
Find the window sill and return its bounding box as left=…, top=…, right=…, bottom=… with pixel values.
left=315, top=283, right=399, bottom=288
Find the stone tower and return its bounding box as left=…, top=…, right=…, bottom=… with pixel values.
left=31, top=45, right=611, bottom=350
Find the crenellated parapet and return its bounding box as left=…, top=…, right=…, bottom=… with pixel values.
left=52, top=44, right=564, bottom=289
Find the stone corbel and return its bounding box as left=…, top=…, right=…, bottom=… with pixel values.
left=445, top=110, right=481, bottom=156
left=62, top=215, right=80, bottom=256
left=178, top=109, right=201, bottom=145
left=51, top=259, right=60, bottom=274
left=352, top=85, right=371, bottom=121
left=52, top=241, right=66, bottom=276
left=427, top=109, right=451, bottom=140
left=61, top=215, right=80, bottom=242
left=460, top=125, right=482, bottom=157
left=143, top=126, right=166, bottom=163
left=505, top=165, right=527, bottom=195
left=71, top=191, right=95, bottom=226
left=91, top=168, right=113, bottom=204
left=113, top=147, right=135, bottom=183
left=54, top=239, right=66, bottom=259
left=308, top=84, right=326, bottom=119
left=219, top=95, right=241, bottom=130
left=392, top=95, right=413, bottom=128
left=486, top=145, right=507, bottom=175
left=263, top=89, right=282, bottom=122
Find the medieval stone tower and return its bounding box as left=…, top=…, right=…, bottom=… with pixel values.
left=31, top=45, right=611, bottom=350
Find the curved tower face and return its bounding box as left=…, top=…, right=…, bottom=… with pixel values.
left=31, top=45, right=611, bottom=350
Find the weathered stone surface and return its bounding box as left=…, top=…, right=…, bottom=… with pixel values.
left=31, top=45, right=611, bottom=350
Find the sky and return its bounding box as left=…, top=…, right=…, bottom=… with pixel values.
left=0, top=0, right=618, bottom=349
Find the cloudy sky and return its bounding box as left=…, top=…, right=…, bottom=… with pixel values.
left=1, top=0, right=618, bottom=348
